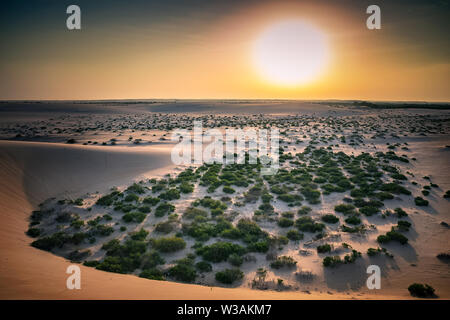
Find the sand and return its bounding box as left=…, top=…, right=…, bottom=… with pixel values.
left=0, top=140, right=358, bottom=299
left=0, top=102, right=449, bottom=299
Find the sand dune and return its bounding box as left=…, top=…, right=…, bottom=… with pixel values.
left=0, top=140, right=414, bottom=300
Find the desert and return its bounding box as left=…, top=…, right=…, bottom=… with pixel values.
left=0, top=100, right=448, bottom=299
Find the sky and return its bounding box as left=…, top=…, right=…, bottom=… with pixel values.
left=0, top=0, right=449, bottom=101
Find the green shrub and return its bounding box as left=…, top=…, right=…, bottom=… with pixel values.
left=359, top=206, right=380, bottom=216
left=138, top=206, right=151, bottom=213
left=195, top=261, right=213, bottom=272
left=367, top=248, right=381, bottom=256
left=197, top=242, right=245, bottom=262
left=341, top=224, right=365, bottom=233
left=70, top=232, right=87, bottom=244
left=183, top=221, right=216, bottom=241
left=228, top=253, right=244, bottom=266
left=281, top=212, right=294, bottom=218
left=295, top=217, right=325, bottom=233
left=394, top=207, right=408, bottom=217
left=160, top=188, right=181, bottom=200
left=31, top=232, right=69, bottom=251
left=143, top=196, right=160, bottom=206
left=317, top=244, right=332, bottom=253
left=270, top=256, right=297, bottom=269
left=247, top=240, right=269, bottom=253
left=277, top=217, right=294, bottom=228
left=83, top=260, right=100, bottom=267
left=396, top=220, right=412, bottom=231
left=67, top=249, right=91, bottom=262
left=139, top=268, right=165, bottom=280
left=155, top=220, right=175, bottom=233
left=151, top=237, right=186, bottom=252
left=96, top=190, right=121, bottom=206
left=223, top=186, right=236, bottom=194
left=334, top=204, right=356, bottom=215
left=323, top=256, right=342, bottom=267
left=168, top=260, right=197, bottom=283
left=179, top=182, right=194, bottom=194
left=26, top=227, right=41, bottom=238
left=286, top=229, right=303, bottom=241
left=345, top=215, right=361, bottom=225
left=414, top=197, right=429, bottom=206
left=155, top=203, right=175, bottom=217
left=344, top=250, right=361, bottom=263
left=124, top=193, right=139, bottom=202
left=184, top=207, right=208, bottom=220
left=408, top=283, right=435, bottom=298
left=126, top=183, right=146, bottom=194
left=380, top=183, right=411, bottom=195
left=141, top=250, right=165, bottom=269
left=215, top=268, right=244, bottom=284
left=321, top=214, right=339, bottom=224
left=377, top=231, right=408, bottom=245
left=122, top=211, right=146, bottom=223
left=129, top=228, right=149, bottom=241
left=94, top=224, right=114, bottom=236
left=297, top=206, right=312, bottom=215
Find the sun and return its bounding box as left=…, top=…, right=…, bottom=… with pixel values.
left=253, top=20, right=329, bottom=86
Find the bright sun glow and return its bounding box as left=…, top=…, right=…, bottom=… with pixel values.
left=253, top=20, right=328, bottom=86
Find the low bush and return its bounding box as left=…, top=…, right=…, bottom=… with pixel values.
left=196, top=241, right=246, bottom=262
left=377, top=230, right=408, bottom=245
left=270, top=256, right=297, bottom=269
left=323, top=256, right=342, bottom=267
left=286, top=229, right=303, bottom=241
left=228, top=253, right=244, bottom=266
left=317, top=244, right=332, bottom=253
left=141, top=250, right=165, bottom=269
left=295, top=217, right=325, bottom=233
left=223, top=186, right=236, bottom=194
left=394, top=207, right=408, bottom=217
left=277, top=217, right=294, bottom=228
left=334, top=204, right=356, bottom=215
left=155, top=220, right=175, bottom=233
left=345, top=215, right=361, bottom=225
left=195, top=261, right=213, bottom=272
left=414, top=197, right=429, bottom=206
left=168, top=258, right=197, bottom=283
left=129, top=228, right=149, bottom=241
left=26, top=227, right=41, bottom=238
left=321, top=214, right=339, bottom=224
left=96, top=190, right=121, bottom=206
left=143, top=196, right=160, bottom=206
left=139, top=268, right=165, bottom=280
left=408, top=283, right=435, bottom=298
left=31, top=232, right=70, bottom=251
left=124, top=193, right=139, bottom=202
left=215, top=268, right=244, bottom=284
left=380, top=183, right=411, bottom=195
left=297, top=206, right=312, bottom=215
left=155, top=203, right=175, bottom=217
left=160, top=188, right=181, bottom=201
left=247, top=240, right=269, bottom=253
left=122, top=211, right=146, bottom=223
left=151, top=237, right=186, bottom=252
left=184, top=207, right=208, bottom=220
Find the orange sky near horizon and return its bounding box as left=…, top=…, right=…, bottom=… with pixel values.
left=1, top=0, right=449, bottom=101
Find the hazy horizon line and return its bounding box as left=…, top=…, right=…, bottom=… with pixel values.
left=1, top=98, right=449, bottom=104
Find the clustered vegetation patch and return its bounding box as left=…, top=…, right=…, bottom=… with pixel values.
left=25, top=113, right=448, bottom=292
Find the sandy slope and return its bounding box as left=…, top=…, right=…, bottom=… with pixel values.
left=0, top=140, right=416, bottom=300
